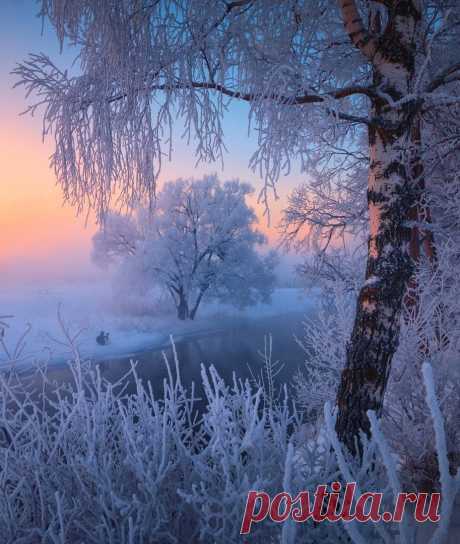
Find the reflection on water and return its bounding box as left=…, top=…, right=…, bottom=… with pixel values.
left=41, top=312, right=307, bottom=410
left=101, top=313, right=306, bottom=405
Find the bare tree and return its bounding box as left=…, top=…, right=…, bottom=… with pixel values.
left=15, top=0, right=460, bottom=453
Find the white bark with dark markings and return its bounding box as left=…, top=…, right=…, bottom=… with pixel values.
left=335, top=0, right=426, bottom=455
left=16, top=0, right=459, bottom=456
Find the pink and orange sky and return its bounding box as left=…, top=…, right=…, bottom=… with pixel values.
left=0, top=1, right=301, bottom=286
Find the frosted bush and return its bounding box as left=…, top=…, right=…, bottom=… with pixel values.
left=384, top=249, right=460, bottom=492
left=323, top=359, right=460, bottom=544
left=0, top=320, right=459, bottom=543
left=293, top=278, right=357, bottom=421
left=0, top=328, right=344, bottom=543
left=293, top=235, right=460, bottom=494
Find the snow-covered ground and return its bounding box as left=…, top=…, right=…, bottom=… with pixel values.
left=0, top=281, right=317, bottom=367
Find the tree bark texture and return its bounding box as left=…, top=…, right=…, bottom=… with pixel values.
left=335, top=0, right=430, bottom=455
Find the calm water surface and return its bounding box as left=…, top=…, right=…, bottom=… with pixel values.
left=39, top=312, right=309, bottom=409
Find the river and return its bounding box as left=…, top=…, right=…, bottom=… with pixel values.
left=42, top=311, right=308, bottom=409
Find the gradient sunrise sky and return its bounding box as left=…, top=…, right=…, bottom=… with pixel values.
left=1, top=0, right=302, bottom=286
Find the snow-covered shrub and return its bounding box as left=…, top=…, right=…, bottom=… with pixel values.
left=0, top=321, right=459, bottom=542
left=384, top=247, right=460, bottom=492
left=293, top=240, right=460, bottom=494
left=0, top=323, right=339, bottom=543
left=293, top=277, right=357, bottom=422
left=290, top=244, right=365, bottom=424
left=324, top=360, right=460, bottom=544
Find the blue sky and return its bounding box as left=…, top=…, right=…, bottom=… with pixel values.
left=0, top=1, right=303, bottom=284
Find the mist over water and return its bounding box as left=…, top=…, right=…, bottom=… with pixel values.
left=1, top=252, right=312, bottom=385
left=41, top=311, right=308, bottom=412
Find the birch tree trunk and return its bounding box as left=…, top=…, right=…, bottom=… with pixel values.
left=335, top=0, right=425, bottom=455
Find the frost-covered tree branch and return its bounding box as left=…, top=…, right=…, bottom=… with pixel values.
left=93, top=175, right=277, bottom=320
left=14, top=0, right=460, bottom=454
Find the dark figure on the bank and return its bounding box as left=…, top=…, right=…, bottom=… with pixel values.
left=96, top=331, right=110, bottom=346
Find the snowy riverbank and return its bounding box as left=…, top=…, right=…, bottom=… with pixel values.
left=1, top=282, right=318, bottom=366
